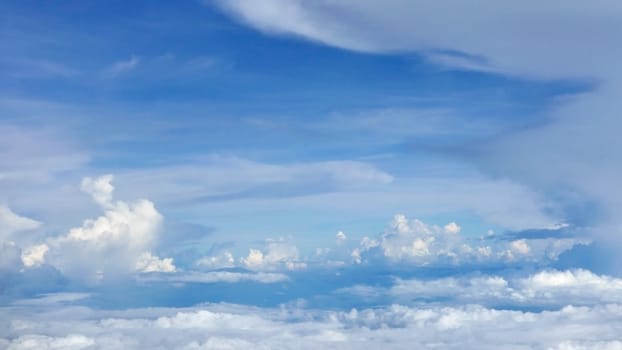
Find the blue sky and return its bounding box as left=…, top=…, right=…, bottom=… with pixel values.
left=2, top=1, right=622, bottom=349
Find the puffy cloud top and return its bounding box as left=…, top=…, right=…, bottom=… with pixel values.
left=352, top=214, right=582, bottom=266
left=21, top=175, right=175, bottom=282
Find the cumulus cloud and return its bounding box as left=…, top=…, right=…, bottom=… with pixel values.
left=510, top=239, right=531, bottom=255
left=240, top=240, right=306, bottom=271
left=21, top=175, right=175, bottom=282
left=443, top=222, right=460, bottom=234
left=352, top=215, right=581, bottom=266
left=195, top=251, right=235, bottom=269
left=2, top=301, right=622, bottom=349
left=194, top=239, right=307, bottom=273
left=20, top=244, right=49, bottom=268
left=515, top=269, right=622, bottom=304
left=135, top=252, right=176, bottom=273
left=240, top=248, right=265, bottom=269
left=336, top=231, right=347, bottom=245
left=80, top=175, right=115, bottom=208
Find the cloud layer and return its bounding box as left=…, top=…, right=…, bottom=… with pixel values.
left=341, top=268, right=622, bottom=308
left=2, top=301, right=622, bottom=349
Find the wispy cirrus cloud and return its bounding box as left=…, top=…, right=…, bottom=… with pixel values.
left=104, top=55, right=140, bottom=77
left=0, top=206, right=41, bottom=244
left=2, top=59, right=81, bottom=79
left=138, top=270, right=288, bottom=284
left=211, top=0, right=622, bottom=268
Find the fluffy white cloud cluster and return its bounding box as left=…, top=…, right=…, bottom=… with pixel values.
left=195, top=251, right=235, bottom=270
left=241, top=240, right=307, bottom=271
left=135, top=253, right=176, bottom=273
left=341, top=269, right=622, bottom=307
left=351, top=214, right=581, bottom=266
left=2, top=300, right=622, bottom=349
left=335, top=231, right=347, bottom=245
left=20, top=244, right=48, bottom=268
left=196, top=239, right=307, bottom=272
left=20, top=175, right=175, bottom=281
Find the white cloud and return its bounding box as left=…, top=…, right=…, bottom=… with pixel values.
left=336, top=231, right=347, bottom=244
left=22, top=175, right=174, bottom=281
left=6, top=334, right=95, bottom=350
left=511, top=239, right=531, bottom=255
left=2, top=301, right=622, bottom=349
left=240, top=248, right=265, bottom=269
left=135, top=252, right=176, bottom=273
left=194, top=239, right=307, bottom=273
left=20, top=244, right=49, bottom=268
left=196, top=251, right=235, bottom=269
left=515, top=269, right=622, bottom=304
left=341, top=269, right=622, bottom=307
left=80, top=175, right=115, bottom=208
left=352, top=214, right=581, bottom=266
left=240, top=240, right=306, bottom=271
left=443, top=222, right=461, bottom=234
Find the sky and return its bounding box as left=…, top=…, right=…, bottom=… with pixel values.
left=1, top=1, right=622, bottom=349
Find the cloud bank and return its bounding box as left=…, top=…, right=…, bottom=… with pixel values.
left=341, top=268, right=622, bottom=308
left=2, top=301, right=622, bottom=349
